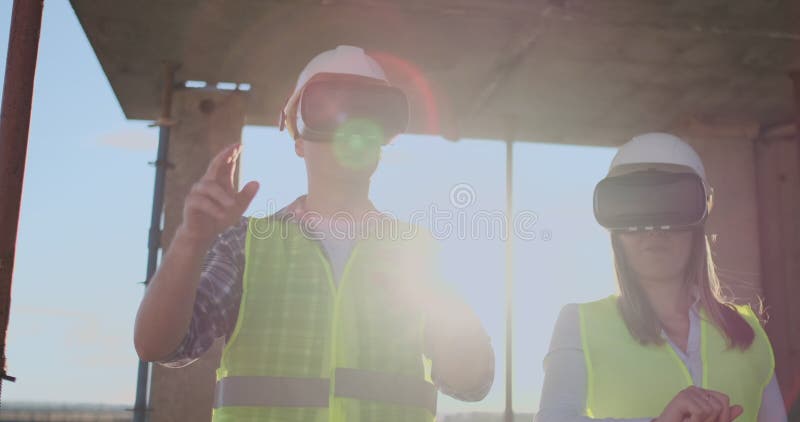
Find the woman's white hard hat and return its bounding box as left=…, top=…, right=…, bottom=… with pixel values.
left=610, top=132, right=707, bottom=182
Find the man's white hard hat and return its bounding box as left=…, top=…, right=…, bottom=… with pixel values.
left=280, top=45, right=389, bottom=138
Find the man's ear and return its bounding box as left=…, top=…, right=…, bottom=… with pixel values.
left=294, top=138, right=305, bottom=157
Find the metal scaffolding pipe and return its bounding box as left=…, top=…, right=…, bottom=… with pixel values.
left=504, top=120, right=515, bottom=422
left=0, top=0, right=43, bottom=397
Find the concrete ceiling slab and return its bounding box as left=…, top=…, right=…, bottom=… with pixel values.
left=70, top=0, right=800, bottom=145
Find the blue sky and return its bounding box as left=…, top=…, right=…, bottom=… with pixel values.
left=2, top=0, right=619, bottom=414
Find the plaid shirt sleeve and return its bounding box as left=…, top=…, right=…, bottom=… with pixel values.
left=157, top=217, right=249, bottom=368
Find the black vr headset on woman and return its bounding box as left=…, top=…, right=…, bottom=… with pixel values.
left=593, top=170, right=710, bottom=232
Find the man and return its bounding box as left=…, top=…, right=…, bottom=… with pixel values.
left=134, top=45, right=494, bottom=421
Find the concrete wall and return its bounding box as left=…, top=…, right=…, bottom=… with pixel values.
left=754, top=126, right=800, bottom=411
left=672, top=117, right=764, bottom=303
left=674, top=116, right=800, bottom=411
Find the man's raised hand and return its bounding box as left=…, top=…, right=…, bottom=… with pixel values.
left=177, top=143, right=259, bottom=245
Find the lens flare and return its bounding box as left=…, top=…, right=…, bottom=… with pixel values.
left=332, top=118, right=384, bottom=170
left=370, top=51, right=440, bottom=135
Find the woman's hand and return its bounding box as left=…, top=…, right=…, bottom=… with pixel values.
left=654, top=386, right=743, bottom=422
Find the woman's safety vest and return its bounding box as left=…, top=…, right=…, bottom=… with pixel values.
left=211, top=216, right=438, bottom=422
left=579, top=295, right=774, bottom=422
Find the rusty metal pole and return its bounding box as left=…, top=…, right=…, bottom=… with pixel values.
left=132, top=63, right=177, bottom=422
left=0, top=0, right=43, bottom=399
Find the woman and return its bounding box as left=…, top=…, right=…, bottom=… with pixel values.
left=535, top=133, right=786, bottom=422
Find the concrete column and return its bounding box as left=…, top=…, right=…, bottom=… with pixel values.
left=671, top=117, right=764, bottom=303
left=754, top=125, right=800, bottom=411
left=148, top=88, right=248, bottom=422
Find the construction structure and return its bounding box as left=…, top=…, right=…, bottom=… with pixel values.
left=1, top=1, right=798, bottom=421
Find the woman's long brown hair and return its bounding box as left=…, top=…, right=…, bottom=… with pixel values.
left=612, top=227, right=755, bottom=349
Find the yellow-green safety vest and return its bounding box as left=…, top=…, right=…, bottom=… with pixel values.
left=212, top=216, right=438, bottom=422
left=579, top=295, right=774, bottom=421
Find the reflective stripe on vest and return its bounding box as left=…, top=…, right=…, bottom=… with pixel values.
left=334, top=368, right=437, bottom=414
left=214, top=368, right=437, bottom=413
left=214, top=376, right=330, bottom=408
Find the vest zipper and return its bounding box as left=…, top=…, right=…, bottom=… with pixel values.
left=664, top=333, right=695, bottom=387
left=311, top=239, right=362, bottom=407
